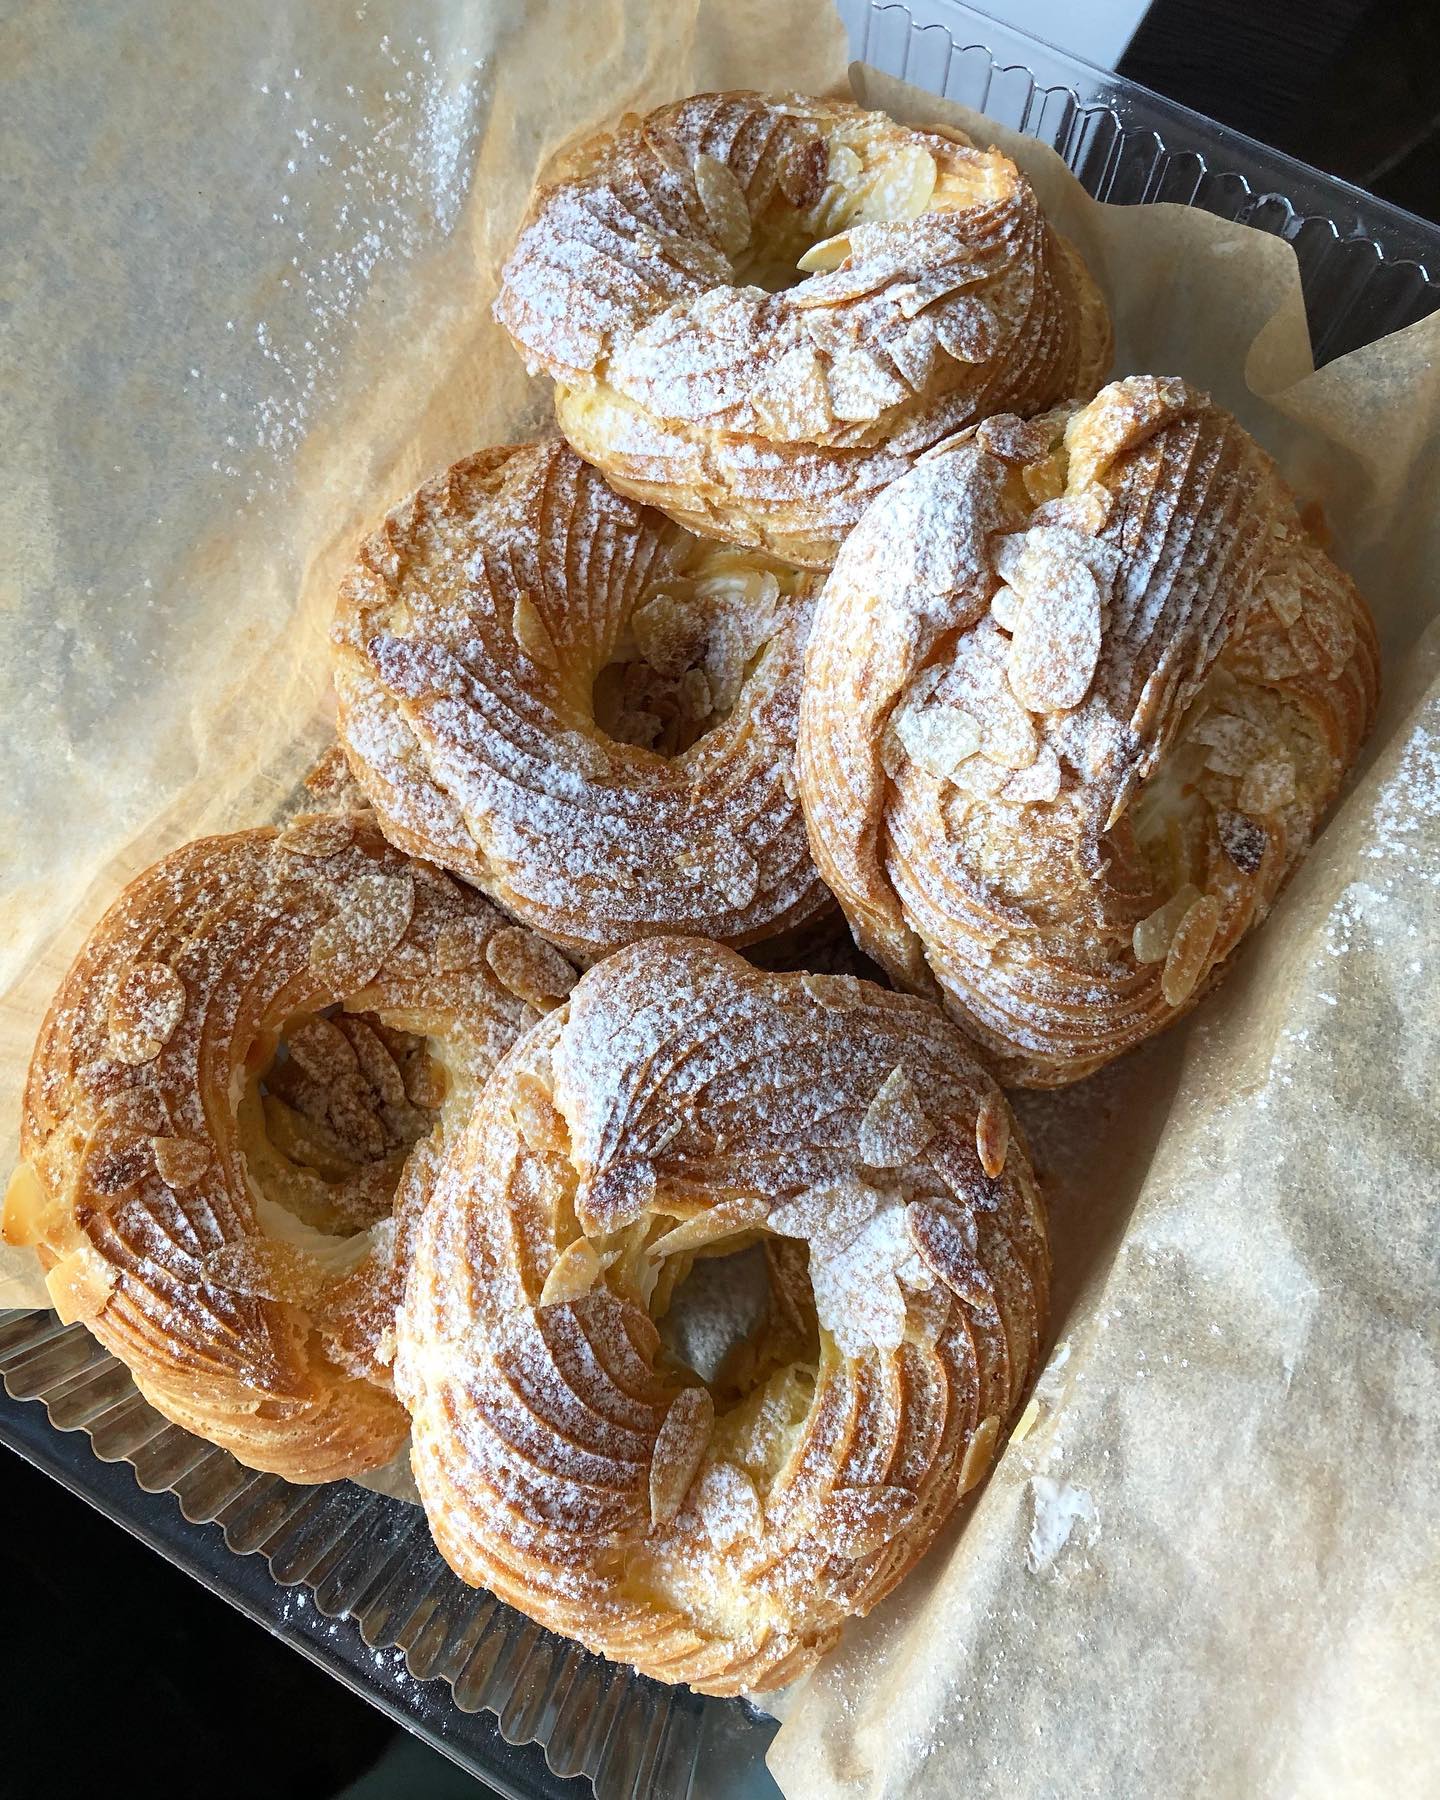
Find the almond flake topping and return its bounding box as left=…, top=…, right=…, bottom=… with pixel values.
left=772, top=1177, right=931, bottom=1355
left=694, top=1459, right=763, bottom=1550
left=975, top=1092, right=1010, bottom=1179
left=151, top=1137, right=212, bottom=1189
left=650, top=1386, right=715, bottom=1528
left=693, top=153, right=750, bottom=258
left=511, top=593, right=558, bottom=670
left=538, top=1238, right=615, bottom=1308
left=1001, top=531, right=1103, bottom=713
left=485, top=927, right=576, bottom=1010
left=309, top=871, right=415, bottom=989
left=859, top=1065, right=932, bottom=1168
left=1132, top=883, right=1202, bottom=965
left=1161, top=894, right=1222, bottom=1007
left=107, top=962, right=186, bottom=1066
left=273, top=814, right=354, bottom=859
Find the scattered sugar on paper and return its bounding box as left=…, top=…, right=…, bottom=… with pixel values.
left=1026, top=1475, right=1098, bottom=1574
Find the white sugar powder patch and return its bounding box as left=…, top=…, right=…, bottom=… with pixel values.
left=1363, top=713, right=1440, bottom=887
left=1026, top=1476, right=1098, bottom=1573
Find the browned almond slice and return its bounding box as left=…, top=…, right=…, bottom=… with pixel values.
left=486, top=927, right=576, bottom=1010
left=975, top=1091, right=1009, bottom=1179
left=650, top=1387, right=715, bottom=1528
left=1161, top=894, right=1222, bottom=1007
left=511, top=594, right=558, bottom=670
left=694, top=1459, right=762, bottom=1549
left=309, top=871, right=415, bottom=989
left=906, top=1200, right=992, bottom=1309
left=273, top=814, right=354, bottom=859
left=958, top=1414, right=1000, bottom=1493
left=151, top=1137, right=213, bottom=1189
left=859, top=1066, right=931, bottom=1168
left=46, top=1245, right=118, bottom=1325
left=108, top=961, right=186, bottom=1065
left=1132, top=883, right=1202, bottom=964
left=539, top=1238, right=614, bottom=1308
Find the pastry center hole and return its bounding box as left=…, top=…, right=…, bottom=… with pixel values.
left=654, top=1236, right=820, bottom=1416
left=238, top=1007, right=445, bottom=1244
left=592, top=549, right=800, bottom=757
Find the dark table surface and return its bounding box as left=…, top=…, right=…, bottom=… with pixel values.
left=3, top=5, right=1436, bottom=1797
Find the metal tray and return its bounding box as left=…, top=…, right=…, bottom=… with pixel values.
left=6, top=5, right=1439, bottom=1796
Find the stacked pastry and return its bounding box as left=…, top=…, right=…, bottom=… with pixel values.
left=4, top=92, right=1378, bottom=1697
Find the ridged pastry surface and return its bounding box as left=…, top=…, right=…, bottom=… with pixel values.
left=799, top=376, right=1381, bottom=1085
left=495, top=92, right=1111, bottom=568
left=332, top=440, right=831, bottom=963
left=396, top=935, right=1047, bottom=1694
left=6, top=818, right=564, bottom=1482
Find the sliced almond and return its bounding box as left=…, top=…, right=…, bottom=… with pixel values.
left=709, top=840, right=759, bottom=911
left=677, top=665, right=714, bottom=724
left=107, top=961, right=186, bottom=1065
left=1161, top=894, right=1222, bottom=1007
left=694, top=1459, right=763, bottom=1550
left=539, top=1238, right=613, bottom=1307
left=1191, top=711, right=1266, bottom=777
left=796, top=231, right=853, bottom=274
left=1001, top=746, right=1062, bottom=805
left=1132, top=883, right=1202, bottom=965
left=510, top=1071, right=569, bottom=1157
left=777, top=132, right=826, bottom=208
left=1, top=1161, right=50, bottom=1248
left=958, top=1414, right=1000, bottom=1493
left=1262, top=572, right=1304, bottom=627
left=650, top=1387, right=714, bottom=1528
left=511, top=593, right=558, bottom=671
left=800, top=973, right=864, bottom=1012
left=906, top=1199, right=991, bottom=1309
left=693, top=153, right=750, bottom=258
left=45, top=1245, right=118, bottom=1325
left=1218, top=809, right=1268, bottom=876
left=989, top=584, right=1023, bottom=632
left=633, top=591, right=703, bottom=679
left=435, top=917, right=491, bottom=973
left=1237, top=756, right=1297, bottom=816
left=1010, top=1394, right=1042, bottom=1446
left=648, top=1195, right=767, bottom=1257
left=974, top=1092, right=1009, bottom=1179
left=854, top=142, right=936, bottom=222
left=576, top=1160, right=656, bottom=1234
left=273, top=814, right=354, bottom=859
left=283, top=1014, right=359, bottom=1084
left=308, top=871, right=415, bottom=989
left=859, top=1065, right=931, bottom=1169
left=485, top=927, right=575, bottom=1010
left=893, top=702, right=984, bottom=781
left=1004, top=540, right=1102, bottom=713
left=151, top=1137, right=213, bottom=1190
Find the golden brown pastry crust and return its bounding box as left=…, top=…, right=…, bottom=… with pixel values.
left=495, top=92, right=1112, bottom=568
left=799, top=376, right=1380, bottom=1086
left=332, top=441, right=831, bottom=964
left=5, top=818, right=565, bottom=1482
left=396, top=936, right=1047, bottom=1694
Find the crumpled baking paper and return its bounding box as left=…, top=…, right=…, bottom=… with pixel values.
left=3, top=7, right=1437, bottom=1797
